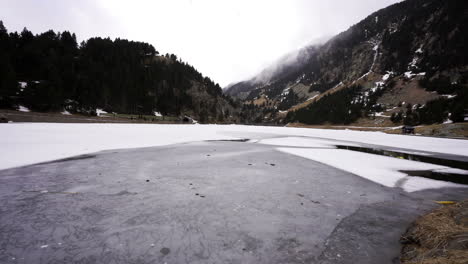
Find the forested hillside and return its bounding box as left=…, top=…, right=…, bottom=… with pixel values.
left=0, top=22, right=238, bottom=122
left=226, top=0, right=468, bottom=126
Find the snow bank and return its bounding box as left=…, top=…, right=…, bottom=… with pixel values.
left=0, top=123, right=235, bottom=169
left=18, top=105, right=30, bottom=112
left=96, top=109, right=107, bottom=117
left=246, top=126, right=468, bottom=156
left=277, top=147, right=466, bottom=192
left=0, top=124, right=237, bottom=170
left=18, top=82, right=27, bottom=89
left=1, top=124, right=468, bottom=174
left=258, top=137, right=358, bottom=148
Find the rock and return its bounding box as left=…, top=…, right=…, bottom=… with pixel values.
left=160, top=247, right=170, bottom=255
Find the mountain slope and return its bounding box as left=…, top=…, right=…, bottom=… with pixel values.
left=0, top=23, right=238, bottom=123
left=226, top=0, right=468, bottom=125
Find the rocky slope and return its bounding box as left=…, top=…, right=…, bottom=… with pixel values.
left=226, top=0, right=468, bottom=126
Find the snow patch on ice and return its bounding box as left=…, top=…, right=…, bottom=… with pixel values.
left=2, top=124, right=468, bottom=171
left=258, top=137, right=358, bottom=148
left=277, top=147, right=467, bottom=192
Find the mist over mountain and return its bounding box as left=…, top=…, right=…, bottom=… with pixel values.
left=226, top=0, right=468, bottom=126
left=225, top=43, right=323, bottom=99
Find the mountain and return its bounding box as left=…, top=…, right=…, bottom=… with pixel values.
left=0, top=22, right=238, bottom=123
left=226, top=0, right=468, bottom=126
left=225, top=45, right=320, bottom=100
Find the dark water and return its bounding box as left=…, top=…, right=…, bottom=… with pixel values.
left=206, top=139, right=250, bottom=142
left=336, top=145, right=468, bottom=185
left=336, top=145, right=468, bottom=170
left=401, top=170, right=468, bottom=185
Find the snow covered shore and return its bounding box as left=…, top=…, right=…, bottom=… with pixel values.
left=1, top=123, right=467, bottom=192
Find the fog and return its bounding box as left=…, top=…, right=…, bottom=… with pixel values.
left=0, top=0, right=401, bottom=86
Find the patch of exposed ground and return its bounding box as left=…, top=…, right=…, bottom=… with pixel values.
left=286, top=72, right=383, bottom=113
left=250, top=94, right=270, bottom=106
left=415, top=123, right=468, bottom=138
left=289, top=82, right=317, bottom=100
left=400, top=200, right=468, bottom=264
left=288, top=81, right=348, bottom=112
left=0, top=109, right=180, bottom=124
left=378, top=78, right=441, bottom=107
left=286, top=122, right=468, bottom=138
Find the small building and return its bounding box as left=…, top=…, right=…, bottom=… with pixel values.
left=402, top=125, right=415, bottom=134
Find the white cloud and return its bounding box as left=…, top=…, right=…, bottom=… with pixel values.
left=0, top=0, right=400, bottom=86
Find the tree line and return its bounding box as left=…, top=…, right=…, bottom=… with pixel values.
left=0, top=21, right=231, bottom=120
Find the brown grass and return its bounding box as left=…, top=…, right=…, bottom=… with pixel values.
left=286, top=122, right=468, bottom=139
left=401, top=200, right=468, bottom=264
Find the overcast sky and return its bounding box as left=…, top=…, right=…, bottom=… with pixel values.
left=1, top=0, right=400, bottom=86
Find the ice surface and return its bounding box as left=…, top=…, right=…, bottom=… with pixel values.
left=2, top=123, right=468, bottom=188
left=277, top=147, right=466, bottom=192
left=258, top=137, right=358, bottom=148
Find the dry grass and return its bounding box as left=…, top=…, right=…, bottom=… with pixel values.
left=415, top=123, right=468, bottom=138
left=286, top=122, right=468, bottom=138
left=401, top=200, right=468, bottom=264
